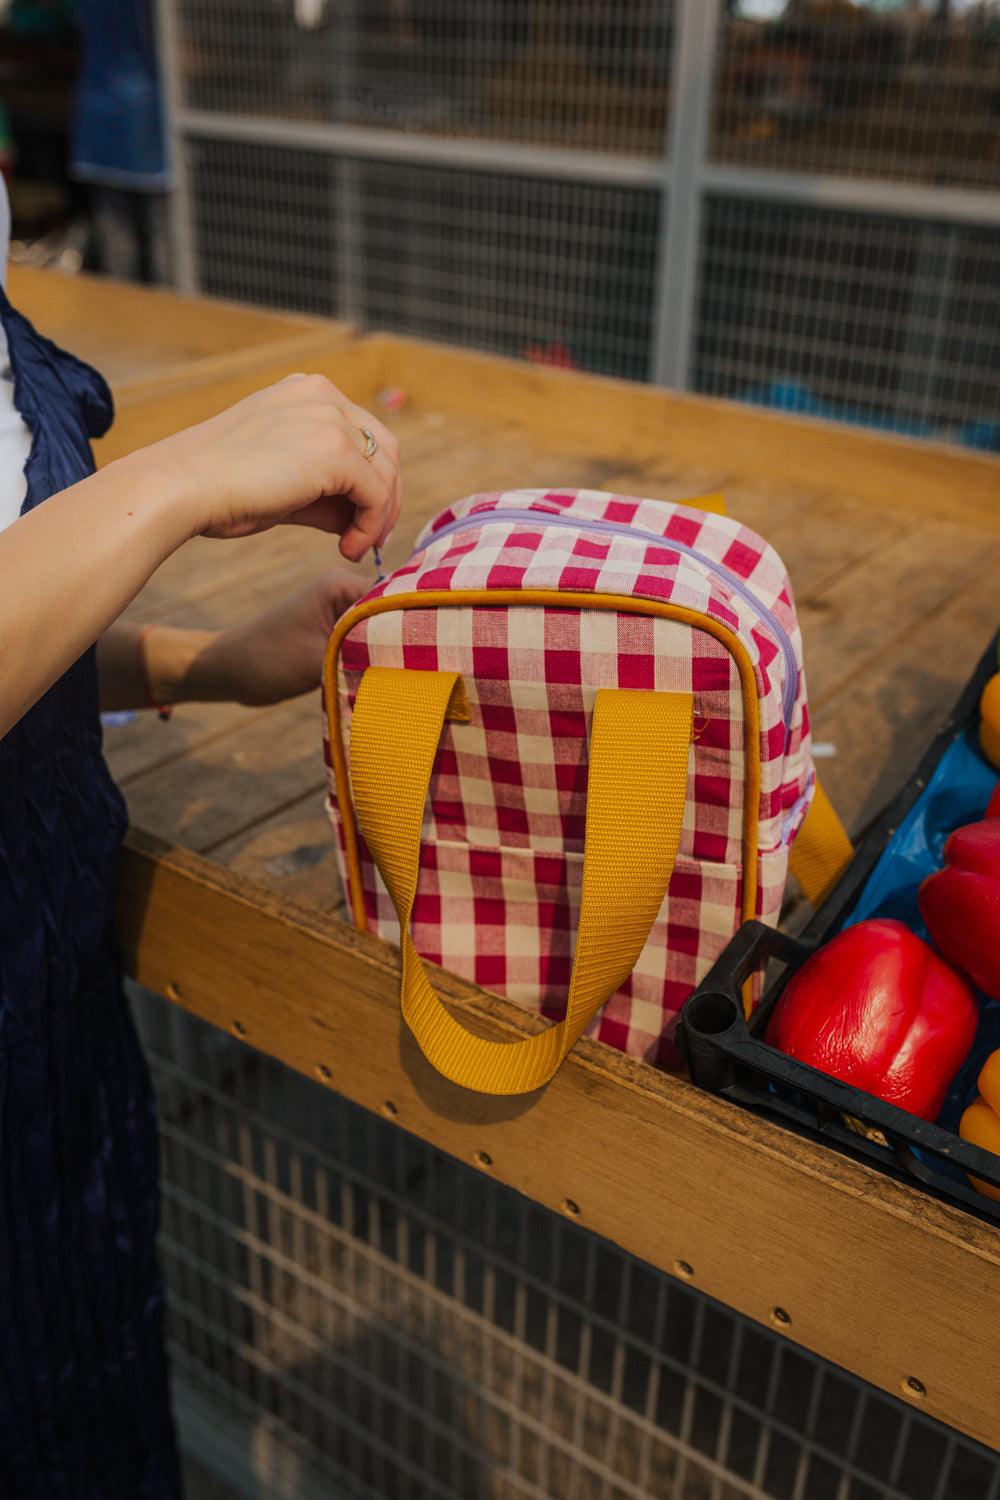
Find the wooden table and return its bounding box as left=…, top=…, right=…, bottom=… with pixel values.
left=7, top=264, right=353, bottom=404
left=98, top=330, right=1000, bottom=1450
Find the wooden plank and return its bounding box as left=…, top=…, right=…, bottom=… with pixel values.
left=120, top=696, right=324, bottom=855
left=103, top=699, right=261, bottom=787
left=811, top=558, right=1000, bottom=834
left=117, top=830, right=1000, bottom=1454
left=800, top=521, right=1000, bottom=711
left=112, top=327, right=354, bottom=410
left=209, top=792, right=344, bottom=914
left=7, top=263, right=352, bottom=394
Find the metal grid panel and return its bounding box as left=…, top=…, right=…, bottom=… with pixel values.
left=190, top=137, right=663, bottom=380
left=353, top=159, right=661, bottom=380
left=711, top=2, right=1000, bottom=190
left=176, top=0, right=675, bottom=156
left=134, top=990, right=1000, bottom=1500
left=692, top=197, right=1000, bottom=447
left=187, top=140, right=342, bottom=317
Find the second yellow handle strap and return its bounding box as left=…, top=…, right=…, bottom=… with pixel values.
left=349, top=666, right=692, bottom=1095
left=788, top=777, right=853, bottom=908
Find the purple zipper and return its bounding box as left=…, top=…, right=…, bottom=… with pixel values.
left=414, top=506, right=799, bottom=733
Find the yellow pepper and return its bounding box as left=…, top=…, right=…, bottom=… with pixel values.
left=960, top=1049, right=1000, bottom=1201
left=981, top=672, right=1000, bottom=770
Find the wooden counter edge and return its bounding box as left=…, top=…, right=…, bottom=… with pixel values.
left=111, top=325, right=358, bottom=408
left=117, top=828, right=1000, bottom=1450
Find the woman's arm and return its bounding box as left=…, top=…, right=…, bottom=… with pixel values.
left=97, top=569, right=367, bottom=711
left=96, top=621, right=216, bottom=712
left=0, top=374, right=400, bottom=738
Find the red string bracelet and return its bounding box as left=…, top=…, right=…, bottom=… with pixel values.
left=135, top=624, right=174, bottom=721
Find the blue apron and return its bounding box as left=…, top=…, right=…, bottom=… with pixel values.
left=0, top=286, right=180, bottom=1497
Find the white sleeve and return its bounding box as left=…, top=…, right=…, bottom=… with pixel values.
left=0, top=174, right=8, bottom=291
left=0, top=179, right=32, bottom=531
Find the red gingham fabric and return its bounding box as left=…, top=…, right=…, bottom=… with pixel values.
left=325, top=490, right=813, bottom=1070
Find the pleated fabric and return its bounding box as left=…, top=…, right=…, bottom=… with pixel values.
left=0, top=284, right=181, bottom=1498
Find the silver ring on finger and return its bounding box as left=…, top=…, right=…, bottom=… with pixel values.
left=359, top=427, right=379, bottom=463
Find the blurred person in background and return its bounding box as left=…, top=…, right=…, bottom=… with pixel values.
left=0, top=172, right=400, bottom=1496
left=70, top=0, right=171, bottom=279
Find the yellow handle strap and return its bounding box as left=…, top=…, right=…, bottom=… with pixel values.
left=789, top=777, right=853, bottom=908
left=349, top=666, right=692, bottom=1095
left=685, top=491, right=726, bottom=516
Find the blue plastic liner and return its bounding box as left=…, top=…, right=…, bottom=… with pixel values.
left=741, top=379, right=1000, bottom=453
left=841, top=731, right=1000, bottom=1138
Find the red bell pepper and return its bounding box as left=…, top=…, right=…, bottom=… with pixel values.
left=919, top=815, right=1000, bottom=1003
left=765, top=918, right=977, bottom=1121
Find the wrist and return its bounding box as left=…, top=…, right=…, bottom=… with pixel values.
left=108, top=442, right=210, bottom=546
left=142, top=625, right=221, bottom=705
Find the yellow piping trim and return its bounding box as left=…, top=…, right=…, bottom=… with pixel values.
left=323, top=589, right=763, bottom=1002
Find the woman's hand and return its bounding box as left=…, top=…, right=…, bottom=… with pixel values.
left=193, top=568, right=370, bottom=706
left=103, top=569, right=371, bottom=713
left=131, top=373, right=402, bottom=561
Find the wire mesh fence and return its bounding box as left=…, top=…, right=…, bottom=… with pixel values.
left=190, top=136, right=662, bottom=377
left=692, top=198, right=1000, bottom=445
left=134, top=988, right=1000, bottom=1500
left=175, top=0, right=676, bottom=154
left=186, top=138, right=343, bottom=317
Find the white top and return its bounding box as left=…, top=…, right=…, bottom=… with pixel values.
left=0, top=179, right=33, bottom=533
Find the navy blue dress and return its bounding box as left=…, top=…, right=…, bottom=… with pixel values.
left=0, top=285, right=181, bottom=1497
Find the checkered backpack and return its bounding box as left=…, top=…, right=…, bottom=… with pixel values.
left=323, top=488, right=851, bottom=1095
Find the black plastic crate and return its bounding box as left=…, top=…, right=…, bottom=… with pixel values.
left=679, top=632, right=1000, bottom=1224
